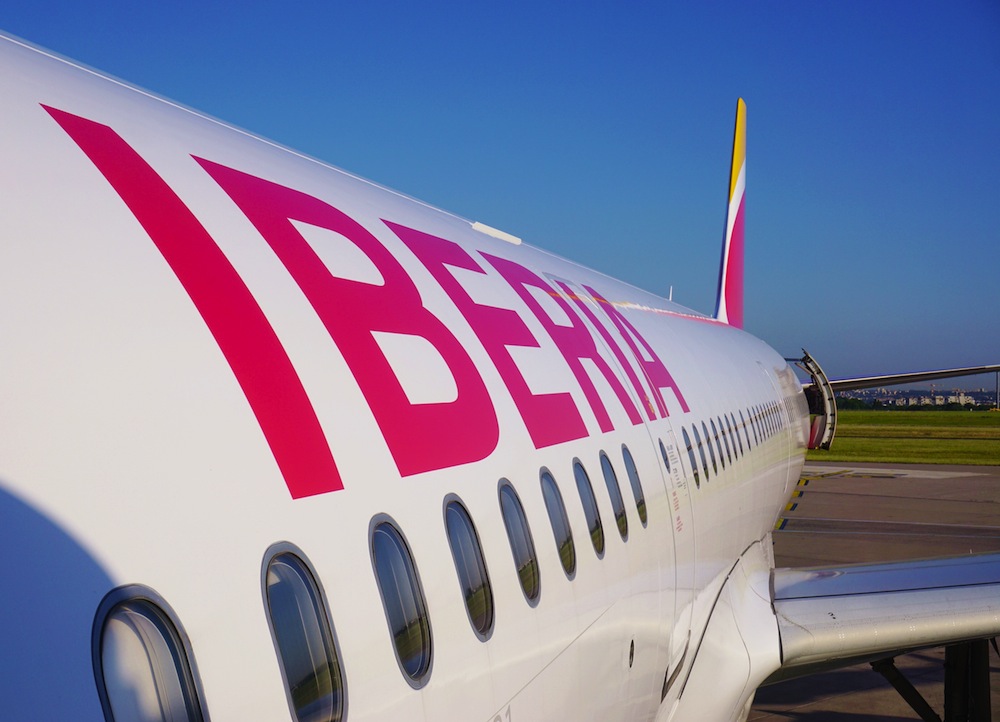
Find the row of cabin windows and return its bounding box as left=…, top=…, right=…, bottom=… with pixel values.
left=91, top=443, right=651, bottom=722
left=500, top=444, right=647, bottom=603
left=91, top=400, right=791, bottom=722
left=679, top=401, right=787, bottom=489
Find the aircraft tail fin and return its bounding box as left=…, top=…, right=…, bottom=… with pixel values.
left=714, top=98, right=746, bottom=328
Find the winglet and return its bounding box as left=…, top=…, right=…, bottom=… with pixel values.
left=714, top=98, right=746, bottom=328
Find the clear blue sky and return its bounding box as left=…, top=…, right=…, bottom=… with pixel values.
left=4, top=2, right=999, bottom=388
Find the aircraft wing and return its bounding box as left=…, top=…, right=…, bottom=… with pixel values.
left=765, top=552, right=1000, bottom=684
left=825, top=364, right=1000, bottom=392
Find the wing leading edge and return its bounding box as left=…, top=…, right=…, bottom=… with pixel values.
left=825, top=364, right=1000, bottom=392
left=765, top=553, right=1000, bottom=684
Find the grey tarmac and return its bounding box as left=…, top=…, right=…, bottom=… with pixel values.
left=749, top=461, right=1000, bottom=721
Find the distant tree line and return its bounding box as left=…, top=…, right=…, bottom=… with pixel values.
left=834, top=396, right=992, bottom=411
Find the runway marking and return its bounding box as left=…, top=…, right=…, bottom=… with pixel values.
left=802, top=465, right=986, bottom=480
left=843, top=473, right=900, bottom=479
left=776, top=529, right=1000, bottom=540
left=782, top=516, right=1000, bottom=529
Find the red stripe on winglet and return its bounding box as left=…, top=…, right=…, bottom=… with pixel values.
left=43, top=105, right=342, bottom=498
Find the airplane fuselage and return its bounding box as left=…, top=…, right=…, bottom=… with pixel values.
left=0, top=34, right=807, bottom=721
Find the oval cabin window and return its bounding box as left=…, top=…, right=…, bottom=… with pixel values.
left=573, top=460, right=605, bottom=557
left=371, top=519, right=433, bottom=686
left=263, top=549, right=346, bottom=722
left=444, top=498, right=495, bottom=639
left=95, top=587, right=206, bottom=722
left=599, top=452, right=628, bottom=540
left=621, top=445, right=648, bottom=526
left=499, top=480, right=541, bottom=604
left=540, top=469, right=576, bottom=577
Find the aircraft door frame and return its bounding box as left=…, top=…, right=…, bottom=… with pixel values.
left=657, top=427, right=695, bottom=691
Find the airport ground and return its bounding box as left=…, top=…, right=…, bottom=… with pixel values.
left=749, top=461, right=1000, bottom=721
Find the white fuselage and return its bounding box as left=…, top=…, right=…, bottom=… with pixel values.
left=0, top=34, right=807, bottom=721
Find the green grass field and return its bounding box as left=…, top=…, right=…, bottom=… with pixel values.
left=806, top=410, right=1000, bottom=466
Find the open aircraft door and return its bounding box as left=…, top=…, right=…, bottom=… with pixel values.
left=790, top=350, right=837, bottom=450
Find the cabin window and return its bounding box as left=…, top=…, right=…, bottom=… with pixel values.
left=740, top=409, right=753, bottom=449
left=682, top=427, right=700, bottom=488
left=701, top=422, right=718, bottom=475
left=718, top=416, right=733, bottom=465
left=94, top=587, right=207, bottom=722
left=600, top=452, right=628, bottom=541
left=693, top=424, right=710, bottom=481
left=444, top=498, right=495, bottom=639
left=371, top=519, right=432, bottom=686
left=710, top=418, right=726, bottom=470
left=658, top=439, right=671, bottom=474
left=540, top=469, right=577, bottom=577
left=499, top=480, right=541, bottom=604
left=728, top=413, right=743, bottom=457
left=621, top=445, right=648, bottom=526
left=573, top=460, right=605, bottom=557
left=262, top=548, right=345, bottom=722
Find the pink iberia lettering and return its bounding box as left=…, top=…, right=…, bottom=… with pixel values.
left=484, top=254, right=643, bottom=433
left=45, top=105, right=687, bottom=498
left=197, top=160, right=500, bottom=478
left=43, top=105, right=344, bottom=499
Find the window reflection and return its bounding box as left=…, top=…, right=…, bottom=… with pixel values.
left=445, top=500, right=494, bottom=638
left=710, top=418, right=725, bottom=470
left=265, top=552, right=344, bottom=722
left=621, top=445, right=647, bottom=526
left=718, top=416, right=732, bottom=466
left=599, top=452, right=628, bottom=540
left=573, top=461, right=605, bottom=557
left=728, top=414, right=743, bottom=457
left=693, top=425, right=710, bottom=481
left=740, top=409, right=753, bottom=449
left=658, top=439, right=671, bottom=474
left=540, top=470, right=576, bottom=576
left=702, top=421, right=718, bottom=475
left=97, top=592, right=204, bottom=722
left=499, top=481, right=540, bottom=603
left=371, top=522, right=432, bottom=684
